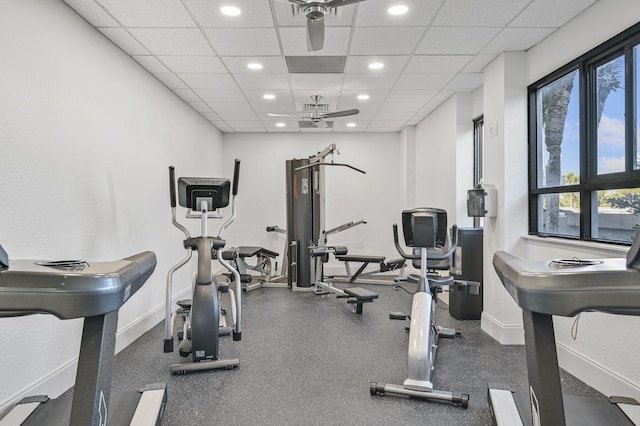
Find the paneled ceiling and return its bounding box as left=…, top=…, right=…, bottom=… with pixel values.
left=62, top=0, right=597, bottom=133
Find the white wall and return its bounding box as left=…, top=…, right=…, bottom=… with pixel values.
left=221, top=132, right=403, bottom=274
left=414, top=93, right=475, bottom=228
left=0, top=0, right=223, bottom=413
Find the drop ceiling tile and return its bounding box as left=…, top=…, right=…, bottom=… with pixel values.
left=480, top=27, right=555, bottom=54
left=373, top=112, right=414, bottom=121
left=211, top=121, right=233, bottom=132
left=97, top=0, right=195, bottom=27
left=178, top=73, right=238, bottom=90
left=158, top=56, right=226, bottom=73
left=433, top=0, right=530, bottom=27
left=342, top=73, right=399, bottom=90
left=234, top=74, right=290, bottom=90
left=368, top=120, right=409, bottom=128
left=393, top=73, right=453, bottom=90
left=445, top=73, right=484, bottom=90
left=404, top=55, right=473, bottom=74
left=510, top=0, right=597, bottom=27
left=355, top=0, right=442, bottom=27
left=289, top=74, right=343, bottom=91
left=133, top=56, right=169, bottom=73
left=420, top=89, right=455, bottom=110
left=385, top=89, right=437, bottom=103
left=416, top=27, right=501, bottom=55
left=226, top=121, right=266, bottom=129
left=221, top=56, right=287, bottom=74
left=246, top=95, right=295, bottom=113
left=188, top=101, right=212, bottom=113
left=279, top=27, right=352, bottom=56
left=98, top=28, right=149, bottom=55
left=462, top=54, right=496, bottom=72
left=153, top=73, right=187, bottom=89
left=339, top=90, right=389, bottom=104
left=63, top=0, right=119, bottom=26
left=128, top=28, right=213, bottom=55
left=173, top=88, right=200, bottom=102
left=345, top=56, right=410, bottom=74
left=378, top=102, right=425, bottom=113
left=242, top=89, right=292, bottom=103
left=195, top=89, right=246, bottom=103
left=273, top=1, right=356, bottom=27
left=335, top=101, right=381, bottom=114
left=350, top=27, right=425, bottom=55
left=204, top=28, right=281, bottom=56
left=201, top=112, right=221, bottom=121
left=209, top=102, right=256, bottom=115
left=366, top=127, right=403, bottom=133
left=332, top=120, right=370, bottom=132
left=184, top=0, right=275, bottom=27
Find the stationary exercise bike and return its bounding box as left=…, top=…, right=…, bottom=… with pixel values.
left=163, top=160, right=243, bottom=375
left=371, top=208, right=473, bottom=407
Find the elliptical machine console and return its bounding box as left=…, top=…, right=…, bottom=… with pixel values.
left=164, top=160, right=243, bottom=375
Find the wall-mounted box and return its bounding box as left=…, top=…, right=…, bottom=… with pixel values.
left=467, top=184, right=497, bottom=218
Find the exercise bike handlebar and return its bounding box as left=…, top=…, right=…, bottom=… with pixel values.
left=392, top=223, right=458, bottom=261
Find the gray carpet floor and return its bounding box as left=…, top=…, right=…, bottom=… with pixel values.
left=109, top=282, right=603, bottom=426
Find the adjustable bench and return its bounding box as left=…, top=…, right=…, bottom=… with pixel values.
left=331, top=254, right=406, bottom=285
left=338, top=286, right=379, bottom=314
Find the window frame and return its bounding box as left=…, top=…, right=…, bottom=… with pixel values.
left=528, top=22, right=640, bottom=245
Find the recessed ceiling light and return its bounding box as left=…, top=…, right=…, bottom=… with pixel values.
left=388, top=5, right=408, bottom=15
left=276, top=122, right=286, bottom=127
left=357, top=94, right=370, bottom=100
left=263, top=94, right=276, bottom=100
left=368, top=62, right=384, bottom=70
left=347, top=123, right=357, bottom=127
left=247, top=62, right=263, bottom=70
left=221, top=6, right=241, bottom=16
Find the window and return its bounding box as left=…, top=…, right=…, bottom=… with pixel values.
left=473, top=116, right=484, bottom=228
left=529, top=23, right=640, bottom=244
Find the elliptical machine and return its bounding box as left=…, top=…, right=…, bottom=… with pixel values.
left=371, top=208, right=474, bottom=407
left=164, top=160, right=243, bottom=375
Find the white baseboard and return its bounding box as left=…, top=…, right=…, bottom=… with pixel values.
left=481, top=312, right=525, bottom=345
left=0, top=287, right=191, bottom=418
left=556, top=341, right=640, bottom=401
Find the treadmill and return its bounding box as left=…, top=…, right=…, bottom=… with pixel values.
left=0, top=244, right=166, bottom=426
left=488, top=236, right=640, bottom=426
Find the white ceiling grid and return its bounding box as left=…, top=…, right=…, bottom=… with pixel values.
left=62, top=0, right=598, bottom=133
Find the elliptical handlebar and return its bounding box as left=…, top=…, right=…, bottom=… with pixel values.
left=392, top=223, right=458, bottom=261
left=232, top=159, right=240, bottom=196
left=169, top=166, right=177, bottom=208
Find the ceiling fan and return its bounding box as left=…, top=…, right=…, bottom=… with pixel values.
left=280, top=0, right=369, bottom=51
left=268, top=95, right=359, bottom=128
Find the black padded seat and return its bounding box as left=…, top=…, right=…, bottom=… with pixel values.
left=237, top=246, right=279, bottom=259
left=341, top=287, right=379, bottom=314
left=336, top=254, right=385, bottom=263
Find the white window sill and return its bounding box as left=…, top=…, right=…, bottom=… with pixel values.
left=522, top=234, right=629, bottom=255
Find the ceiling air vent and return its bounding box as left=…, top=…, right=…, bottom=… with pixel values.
left=303, top=103, right=329, bottom=111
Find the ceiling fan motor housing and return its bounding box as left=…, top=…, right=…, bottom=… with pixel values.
left=305, top=5, right=326, bottom=21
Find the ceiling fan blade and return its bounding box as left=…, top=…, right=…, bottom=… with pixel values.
left=283, top=0, right=309, bottom=5
left=306, top=17, right=325, bottom=51
left=322, top=109, right=359, bottom=118
left=314, top=120, right=328, bottom=128
left=325, top=0, right=368, bottom=7
left=267, top=113, right=298, bottom=117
